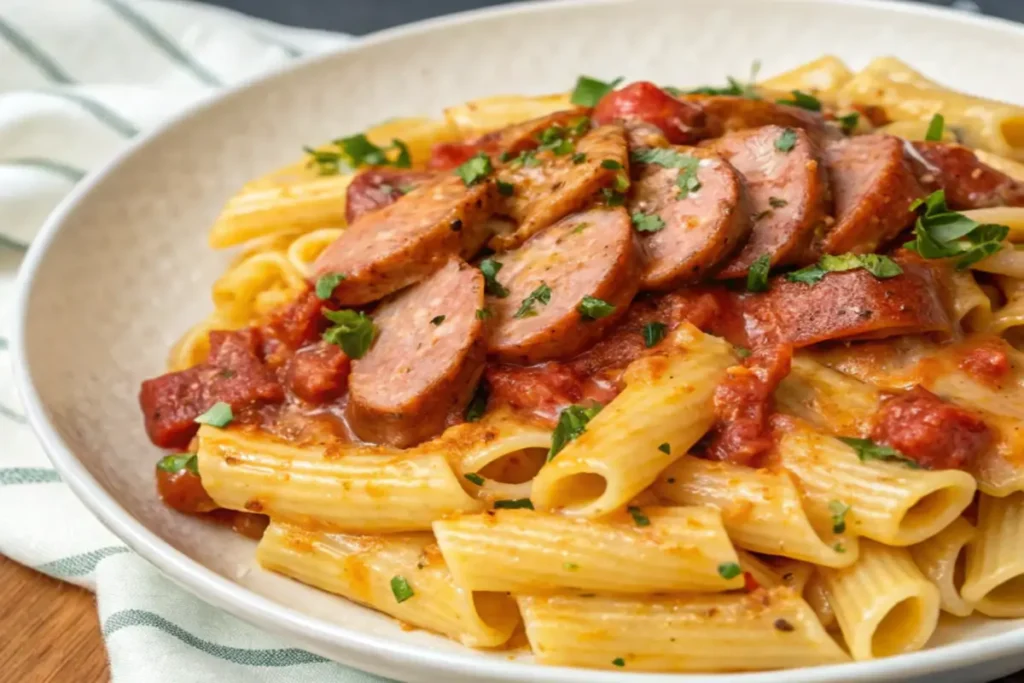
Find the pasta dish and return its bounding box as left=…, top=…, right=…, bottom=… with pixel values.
left=138, top=56, right=1024, bottom=671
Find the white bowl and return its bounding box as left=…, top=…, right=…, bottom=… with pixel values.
left=12, top=0, right=1024, bottom=681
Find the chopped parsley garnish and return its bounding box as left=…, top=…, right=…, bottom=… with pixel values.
left=536, top=125, right=576, bottom=156
left=630, top=148, right=702, bottom=199
left=304, top=134, right=410, bottom=175
left=904, top=190, right=1008, bottom=270
left=430, top=315, right=445, bottom=326
left=925, top=113, right=945, bottom=142
left=571, top=116, right=591, bottom=136
left=464, top=472, right=485, bottom=486
left=572, top=152, right=587, bottom=164
left=514, top=283, right=552, bottom=318
left=774, top=128, right=798, bottom=152
left=735, top=346, right=752, bottom=359
left=465, top=380, right=489, bottom=423
left=195, top=402, right=233, bottom=427
left=612, top=658, right=626, bottom=668
left=687, top=61, right=761, bottom=99
left=571, top=221, right=591, bottom=234
left=829, top=500, right=850, bottom=534
left=494, top=498, right=535, bottom=510
left=511, top=149, right=541, bottom=168
left=479, top=258, right=510, bottom=298
left=754, top=209, right=773, bottom=222
left=658, top=443, right=671, bottom=454
left=322, top=309, right=377, bottom=359
left=549, top=404, right=603, bottom=460
left=837, top=111, right=860, bottom=135
left=390, top=576, right=414, bottom=603
left=838, top=437, right=921, bottom=469
left=475, top=307, right=493, bottom=320
left=718, top=562, right=742, bottom=580
left=455, top=152, right=493, bottom=186
left=601, top=159, right=623, bottom=170
left=570, top=75, right=623, bottom=106
left=641, top=321, right=667, bottom=348
left=776, top=90, right=822, bottom=112
left=834, top=542, right=846, bottom=553
left=746, top=254, right=772, bottom=292
left=601, top=188, right=626, bottom=206
left=613, top=172, right=630, bottom=192
left=496, top=179, right=515, bottom=196
left=157, top=453, right=199, bottom=475
left=578, top=296, right=616, bottom=320
left=785, top=253, right=903, bottom=286
left=315, top=273, right=346, bottom=300
left=768, top=196, right=788, bottom=208
left=631, top=211, right=666, bottom=233
left=564, top=562, right=580, bottom=571
left=628, top=506, right=651, bottom=527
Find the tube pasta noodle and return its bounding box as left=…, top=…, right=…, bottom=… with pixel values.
left=820, top=539, right=940, bottom=660
left=444, top=93, right=574, bottom=138
left=803, top=571, right=837, bottom=631
left=257, top=521, right=519, bottom=646
left=963, top=492, right=1024, bottom=617
left=211, top=251, right=308, bottom=326
left=654, top=455, right=856, bottom=567
left=972, top=246, right=1024, bottom=279
left=878, top=119, right=958, bottom=142
left=775, top=421, right=976, bottom=546
left=774, top=355, right=880, bottom=437
left=910, top=516, right=977, bottom=617
left=531, top=325, right=735, bottom=516
left=166, top=312, right=238, bottom=371
left=975, top=150, right=1024, bottom=181
left=286, top=228, right=344, bottom=277
left=517, top=588, right=849, bottom=671
left=197, top=426, right=484, bottom=532
left=992, top=275, right=1024, bottom=341
left=433, top=507, right=741, bottom=594
left=736, top=549, right=786, bottom=589
left=758, top=55, right=854, bottom=99
left=950, top=271, right=994, bottom=333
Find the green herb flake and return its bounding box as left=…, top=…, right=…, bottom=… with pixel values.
left=925, top=113, right=945, bottom=142
left=837, top=111, right=860, bottom=135
left=464, top=472, right=485, bottom=486
left=496, top=179, right=515, bottom=197
left=718, top=562, right=742, bottom=580
left=578, top=295, right=616, bottom=320
left=494, top=498, right=534, bottom=510
left=304, top=134, right=411, bottom=176
left=904, top=190, right=1009, bottom=269
left=828, top=500, right=850, bottom=534
left=601, top=159, right=623, bottom=170
left=549, top=404, right=603, bottom=460
left=630, top=148, right=702, bottom=199
left=430, top=315, right=446, bottom=326
left=157, top=453, right=199, bottom=475
left=601, top=188, right=626, bottom=206
left=777, top=90, right=822, bottom=112
left=746, top=254, right=772, bottom=292
left=571, top=152, right=587, bottom=164
left=465, top=380, right=490, bottom=423
left=322, top=309, right=377, bottom=359
left=612, top=658, right=626, bottom=668
left=315, top=273, right=346, bottom=300
left=454, top=152, right=493, bottom=186
left=564, top=562, right=580, bottom=571
left=785, top=253, right=904, bottom=286
left=514, top=283, right=552, bottom=319
left=735, top=346, right=752, bottom=359
left=479, top=258, right=510, bottom=298
left=628, top=506, right=651, bottom=527
left=390, top=575, right=414, bottom=603
left=641, top=321, right=667, bottom=348
left=838, top=436, right=922, bottom=469
left=768, top=196, right=788, bottom=208
left=774, top=128, right=798, bottom=153
left=631, top=211, right=666, bottom=233
left=687, top=61, right=762, bottom=99
left=195, top=402, right=233, bottom=427
left=834, top=542, right=846, bottom=553
left=658, top=442, right=671, bottom=455
left=570, top=75, right=623, bottom=107
left=475, top=307, right=493, bottom=320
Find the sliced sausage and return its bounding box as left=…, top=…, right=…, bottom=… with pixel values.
left=629, top=146, right=751, bottom=288
left=345, top=168, right=435, bottom=224
left=313, top=174, right=495, bottom=305
left=490, top=123, right=629, bottom=250
left=706, top=125, right=829, bottom=278
left=908, top=141, right=1024, bottom=209
left=819, top=134, right=924, bottom=254
left=285, top=342, right=351, bottom=403
left=485, top=207, right=640, bottom=364
left=593, top=81, right=706, bottom=144
left=346, top=259, right=486, bottom=447
left=871, top=386, right=991, bottom=470
left=688, top=96, right=834, bottom=144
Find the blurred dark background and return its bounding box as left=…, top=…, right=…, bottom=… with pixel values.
left=206, top=0, right=1023, bottom=33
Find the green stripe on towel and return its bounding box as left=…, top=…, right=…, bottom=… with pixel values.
left=36, top=546, right=129, bottom=577
left=0, top=17, right=74, bottom=84
left=4, top=157, right=86, bottom=182
left=0, top=468, right=61, bottom=485
left=33, top=88, right=139, bottom=137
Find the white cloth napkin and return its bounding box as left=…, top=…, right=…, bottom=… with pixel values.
left=0, top=0, right=388, bottom=680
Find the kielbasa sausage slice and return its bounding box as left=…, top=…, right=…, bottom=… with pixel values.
left=313, top=174, right=494, bottom=305
left=819, top=134, right=923, bottom=254
left=486, top=206, right=640, bottom=364
left=706, top=125, right=829, bottom=279
left=345, top=168, right=435, bottom=224
left=346, top=259, right=486, bottom=447
left=688, top=96, right=834, bottom=144
left=908, top=141, right=1024, bottom=209
left=630, top=146, right=751, bottom=289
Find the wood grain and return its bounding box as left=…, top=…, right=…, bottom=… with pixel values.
left=0, top=555, right=108, bottom=683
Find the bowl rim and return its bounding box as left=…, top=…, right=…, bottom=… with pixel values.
left=12, top=0, right=1024, bottom=680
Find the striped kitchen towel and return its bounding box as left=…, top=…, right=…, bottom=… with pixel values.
left=0, top=0, right=388, bottom=680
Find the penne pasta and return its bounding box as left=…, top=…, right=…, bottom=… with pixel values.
left=434, top=506, right=741, bottom=594
left=517, top=588, right=849, bottom=671
left=819, top=539, right=940, bottom=661
left=774, top=355, right=879, bottom=437
left=286, top=227, right=344, bottom=277
left=963, top=492, right=1024, bottom=617
left=197, top=426, right=484, bottom=532
left=802, top=570, right=837, bottom=631
left=950, top=271, right=995, bottom=333
left=910, top=516, right=977, bottom=617
left=758, top=55, right=854, bottom=99
left=211, top=250, right=309, bottom=327
left=444, top=93, right=574, bottom=138
left=973, top=244, right=1024, bottom=280
left=531, top=325, right=735, bottom=516
left=257, top=521, right=519, bottom=647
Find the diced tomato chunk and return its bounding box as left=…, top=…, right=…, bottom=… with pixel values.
left=428, top=141, right=489, bottom=171
left=959, top=339, right=1012, bottom=387
left=285, top=342, right=351, bottom=403
left=593, top=81, right=706, bottom=144
left=261, top=289, right=324, bottom=367
left=487, top=363, right=584, bottom=423
left=156, top=467, right=217, bottom=514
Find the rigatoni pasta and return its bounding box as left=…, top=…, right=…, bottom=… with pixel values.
left=963, top=493, right=1024, bottom=617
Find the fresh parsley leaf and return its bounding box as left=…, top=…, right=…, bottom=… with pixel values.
left=838, top=437, right=922, bottom=469
left=834, top=542, right=846, bottom=553
left=829, top=500, right=850, bottom=534
left=475, top=307, right=493, bottom=320
left=641, top=321, right=667, bottom=348
left=774, top=128, right=798, bottom=152
left=465, top=380, right=489, bottom=423
left=578, top=295, right=616, bottom=320
left=658, top=443, right=671, bottom=454
left=549, top=404, right=603, bottom=460
left=514, top=283, right=552, bottom=318
left=904, top=190, right=1009, bottom=270
left=322, top=309, right=377, bottom=359
left=631, top=211, right=665, bottom=233
left=564, top=562, right=579, bottom=571
left=718, top=562, right=742, bottom=580
left=768, top=196, right=788, bottom=208
left=687, top=61, right=761, bottom=99
left=390, top=576, right=414, bottom=603
left=612, top=658, right=626, bottom=668
left=614, top=172, right=630, bottom=192
left=494, top=498, right=534, bottom=510
left=777, top=89, right=821, bottom=112
left=785, top=253, right=903, bottom=286
left=454, top=152, right=493, bottom=186
left=195, top=402, right=233, bottom=427
left=571, top=152, right=587, bottom=164
left=735, top=346, right=752, bottom=359
left=746, top=254, right=772, bottom=292
left=464, top=472, right=485, bottom=486
left=430, top=315, right=445, bottom=326
left=157, top=453, right=199, bottom=475
left=925, top=113, right=945, bottom=142
left=315, top=273, right=346, bottom=300
left=570, top=116, right=591, bottom=136
left=628, top=506, right=651, bottom=527
left=479, top=258, right=510, bottom=298
left=304, top=135, right=412, bottom=176
left=601, top=159, right=623, bottom=170
left=570, top=75, right=623, bottom=106
left=495, top=179, right=515, bottom=197
left=837, top=111, right=860, bottom=135
left=511, top=149, right=541, bottom=168
left=601, top=188, right=626, bottom=206
left=630, top=148, right=701, bottom=199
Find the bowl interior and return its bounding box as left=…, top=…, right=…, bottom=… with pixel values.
left=16, top=0, right=1024, bottom=681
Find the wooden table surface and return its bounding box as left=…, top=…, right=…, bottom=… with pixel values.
left=0, top=554, right=108, bottom=682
